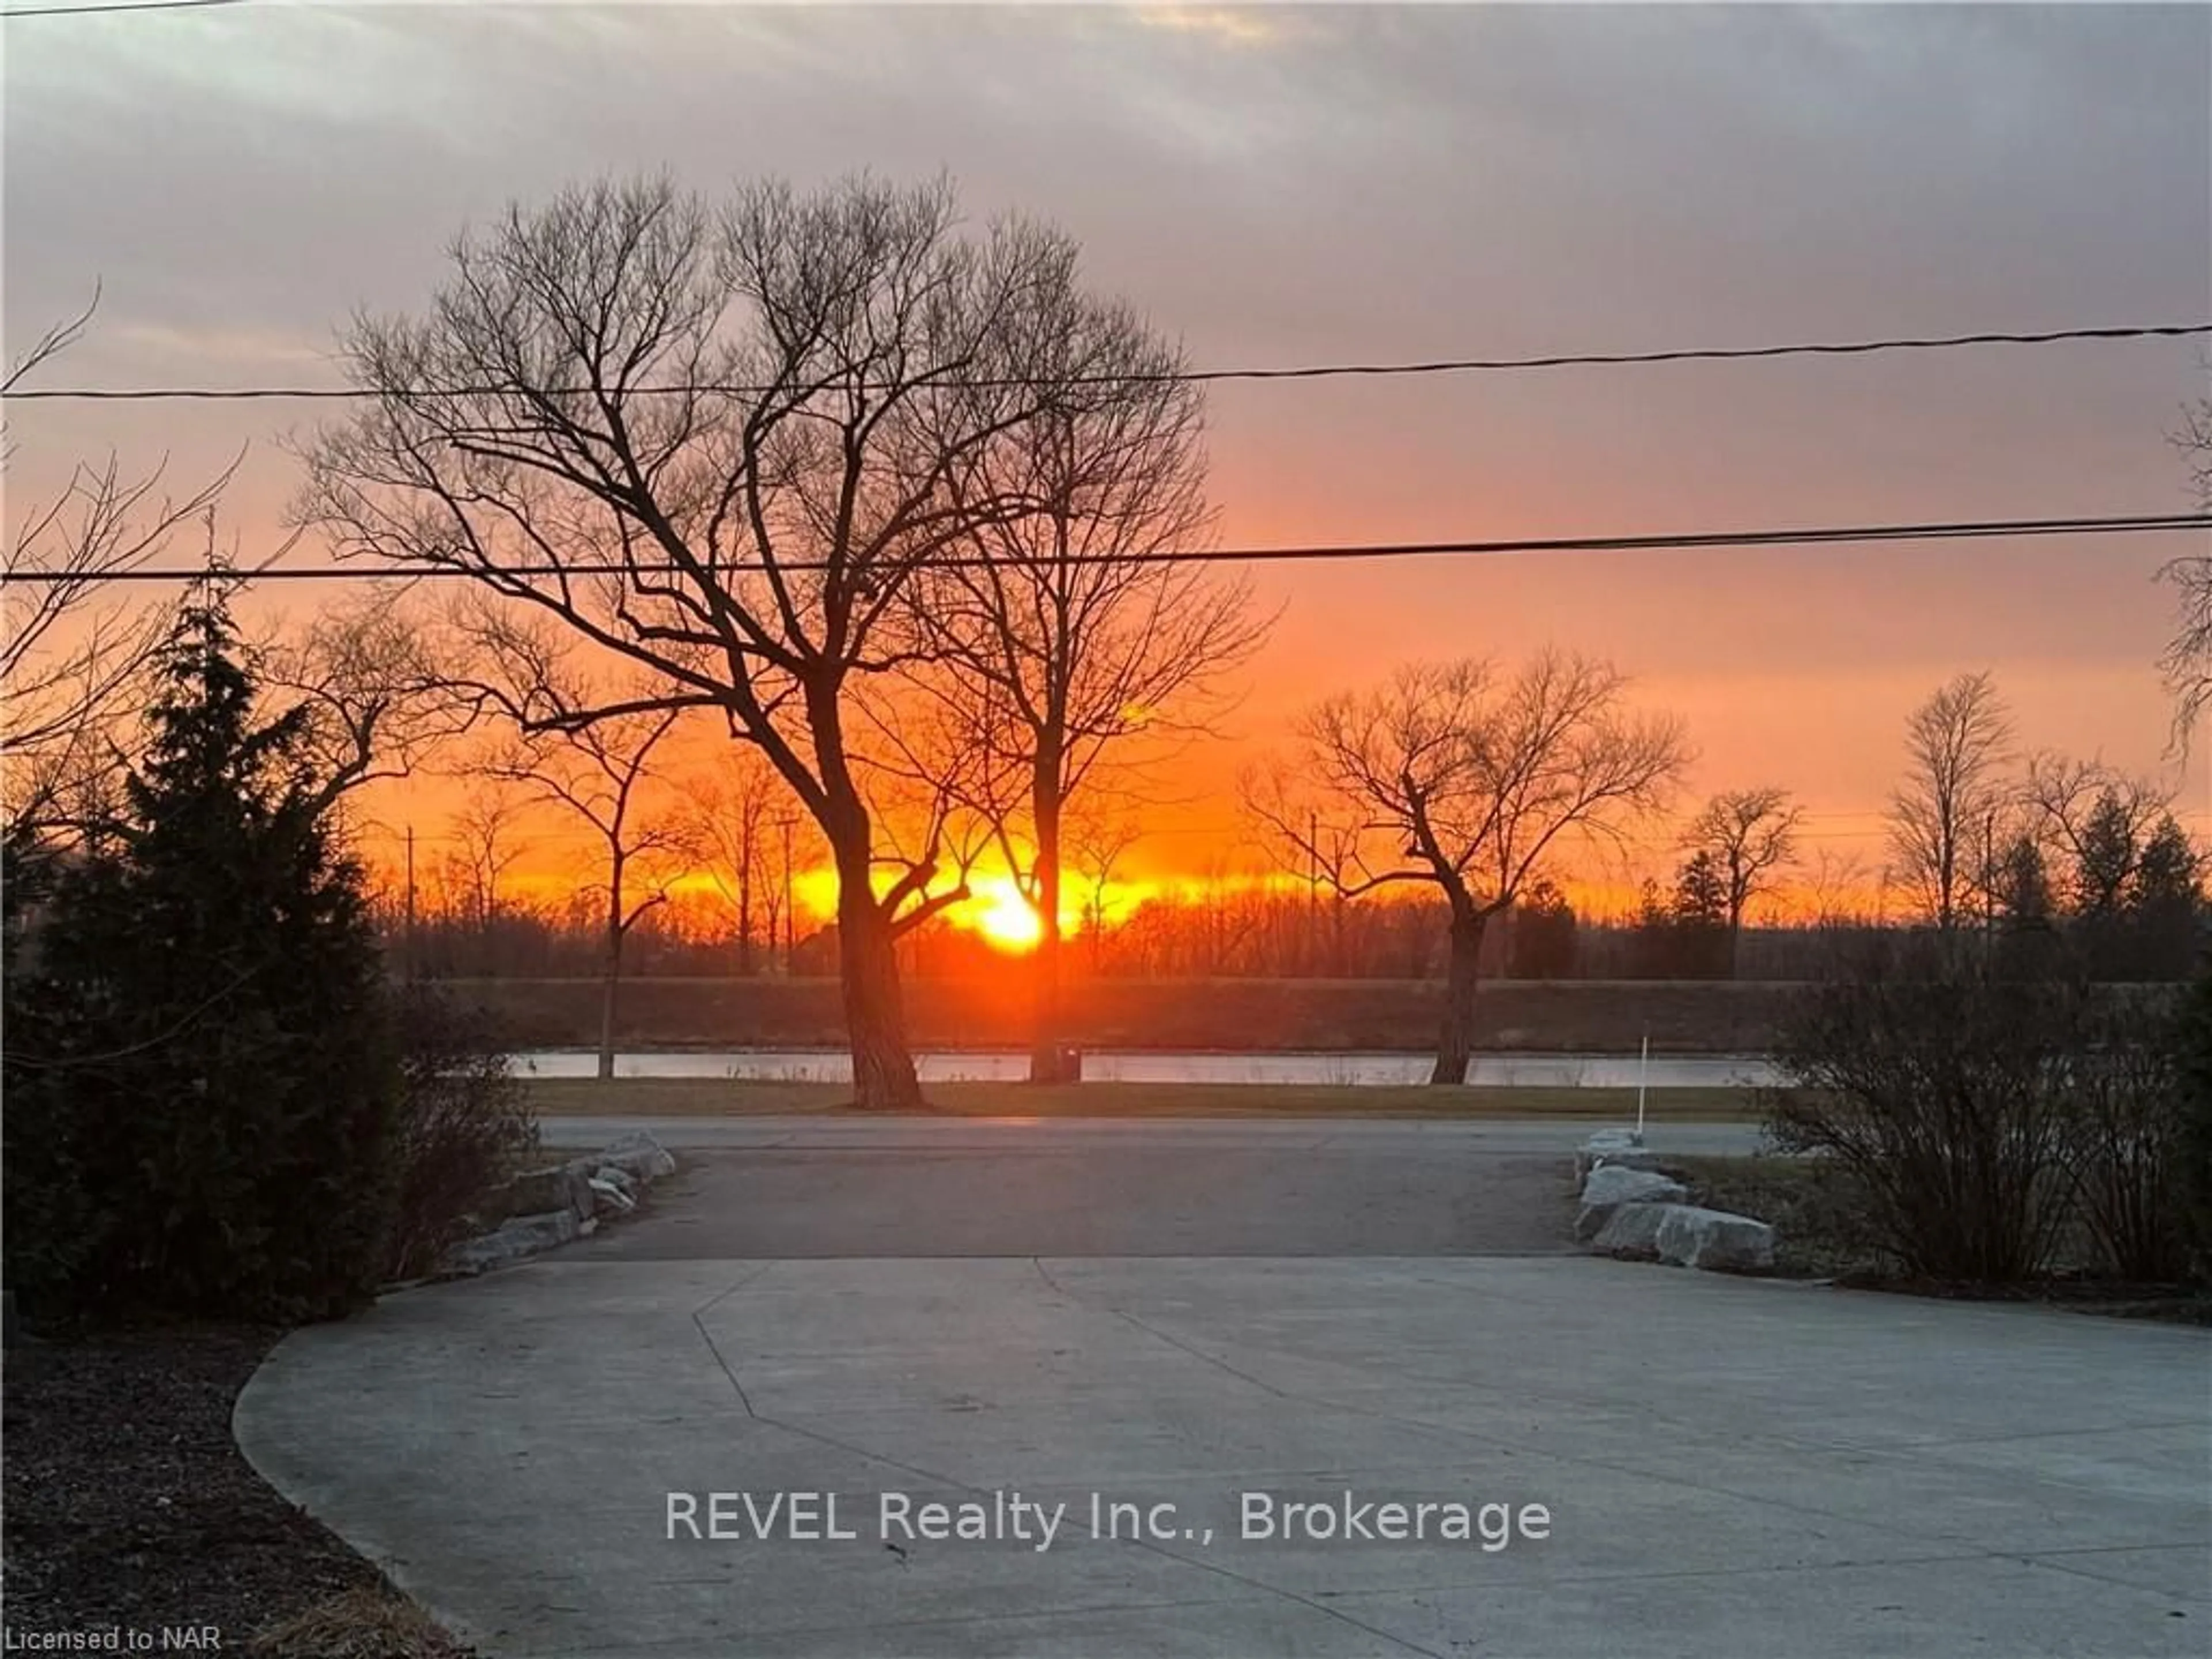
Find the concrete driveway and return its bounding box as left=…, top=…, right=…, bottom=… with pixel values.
left=555, top=1116, right=1652, bottom=1259
left=236, top=1118, right=2210, bottom=1658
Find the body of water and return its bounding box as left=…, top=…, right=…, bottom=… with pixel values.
left=512, top=1049, right=1782, bottom=1088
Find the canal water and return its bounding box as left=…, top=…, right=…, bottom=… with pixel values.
left=513, top=1049, right=1782, bottom=1087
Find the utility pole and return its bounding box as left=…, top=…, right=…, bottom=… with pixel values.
left=1308, top=807, right=1320, bottom=977
left=404, top=823, right=418, bottom=981
left=778, top=814, right=797, bottom=975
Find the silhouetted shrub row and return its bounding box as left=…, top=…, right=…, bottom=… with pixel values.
left=1766, top=936, right=2212, bottom=1286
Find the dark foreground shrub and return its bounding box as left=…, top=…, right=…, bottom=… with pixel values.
left=2, top=594, right=399, bottom=1325
left=2057, top=990, right=2191, bottom=1283
left=1765, top=936, right=2087, bottom=1283
left=2176, top=965, right=2212, bottom=1284
left=383, top=982, right=539, bottom=1281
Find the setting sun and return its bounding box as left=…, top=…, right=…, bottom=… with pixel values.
left=965, top=881, right=1045, bottom=953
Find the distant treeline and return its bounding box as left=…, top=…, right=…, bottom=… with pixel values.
left=372, top=870, right=2202, bottom=986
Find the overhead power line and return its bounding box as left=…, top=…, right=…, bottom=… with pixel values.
left=5, top=323, right=2208, bottom=403
left=6, top=511, right=2205, bottom=587
left=1, top=0, right=245, bottom=17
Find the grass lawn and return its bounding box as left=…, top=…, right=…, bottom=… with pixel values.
left=520, top=1077, right=1773, bottom=1120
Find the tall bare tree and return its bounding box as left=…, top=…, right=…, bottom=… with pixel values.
left=1265, top=654, right=1688, bottom=1084
left=5, top=294, right=233, bottom=830
left=299, top=173, right=1120, bottom=1109
left=2018, top=752, right=2172, bottom=916
left=459, top=612, right=686, bottom=1080
left=1804, top=846, right=1875, bottom=927
left=2159, top=394, right=2211, bottom=748
left=903, top=296, right=1268, bottom=1080
left=1887, top=671, right=2014, bottom=934
left=1068, top=813, right=1142, bottom=975
left=675, top=743, right=797, bottom=975
left=1240, top=755, right=1369, bottom=978
left=1680, top=787, right=1802, bottom=974
left=444, top=791, right=528, bottom=938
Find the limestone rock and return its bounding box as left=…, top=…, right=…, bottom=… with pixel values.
left=599, top=1131, right=676, bottom=1184
left=1591, top=1201, right=1671, bottom=1259
left=440, top=1207, right=581, bottom=1275
left=592, top=1164, right=637, bottom=1198
left=1590, top=1202, right=1777, bottom=1272
left=1587, top=1146, right=1676, bottom=1175
left=1653, top=1205, right=1776, bottom=1272
left=488, top=1166, right=594, bottom=1226
left=1574, top=1128, right=1645, bottom=1179
left=588, top=1176, right=636, bottom=1217
left=1573, top=1166, right=1687, bottom=1242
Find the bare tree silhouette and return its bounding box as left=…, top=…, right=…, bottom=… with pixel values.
left=2160, top=393, right=2212, bottom=748
left=461, top=613, right=685, bottom=1080
left=900, top=294, right=1268, bottom=1080
left=299, top=173, right=1127, bottom=1108
left=1275, top=654, right=1687, bottom=1084
left=1887, top=672, right=2013, bottom=935
left=1680, top=787, right=1802, bottom=974
left=5, top=291, right=233, bottom=831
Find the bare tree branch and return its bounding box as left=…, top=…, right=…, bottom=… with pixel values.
left=1681, top=786, right=1802, bottom=967
left=1288, top=653, right=1688, bottom=1082
left=2159, top=391, right=2212, bottom=752
left=5, top=293, right=236, bottom=827
left=296, top=172, right=1126, bottom=1108
left=896, top=295, right=1271, bottom=1076
left=1886, top=671, right=2013, bottom=934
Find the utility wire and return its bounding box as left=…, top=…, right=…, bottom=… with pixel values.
left=1, top=0, right=245, bottom=17
left=6, top=323, right=2208, bottom=402
left=7, top=512, right=2205, bottom=586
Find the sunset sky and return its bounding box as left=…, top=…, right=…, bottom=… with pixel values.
left=6, top=2, right=2210, bottom=929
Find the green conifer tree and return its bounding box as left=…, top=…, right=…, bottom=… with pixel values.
left=3, top=586, right=401, bottom=1321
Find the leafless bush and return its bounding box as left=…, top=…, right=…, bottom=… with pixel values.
left=1765, top=935, right=2086, bottom=1282
left=2058, top=991, right=2190, bottom=1283
left=383, top=982, right=539, bottom=1281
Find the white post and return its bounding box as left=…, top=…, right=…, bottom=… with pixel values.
left=1634, top=1027, right=1649, bottom=1144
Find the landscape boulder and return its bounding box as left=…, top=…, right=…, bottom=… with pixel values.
left=588, top=1176, right=637, bottom=1217
left=599, top=1131, right=677, bottom=1183
left=486, top=1166, right=595, bottom=1227
left=1590, top=1202, right=1776, bottom=1272
left=1590, top=1200, right=1672, bottom=1260
left=1574, top=1166, right=1687, bottom=1242
left=1574, top=1128, right=1645, bottom=1179
left=432, top=1132, right=675, bottom=1280
left=1653, top=1205, right=1776, bottom=1272
left=442, top=1208, right=591, bottom=1275
left=1585, top=1146, right=1676, bottom=1175
left=593, top=1164, right=637, bottom=1198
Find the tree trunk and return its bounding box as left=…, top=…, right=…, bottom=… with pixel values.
left=1429, top=908, right=1488, bottom=1085
left=1027, top=784, right=1066, bottom=1084
left=831, top=832, right=925, bottom=1111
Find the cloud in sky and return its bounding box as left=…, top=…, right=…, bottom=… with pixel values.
left=1132, top=6, right=1300, bottom=49
left=5, top=2, right=2207, bottom=863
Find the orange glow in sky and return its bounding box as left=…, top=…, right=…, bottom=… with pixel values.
left=13, top=4, right=2209, bottom=925
left=965, top=880, right=1046, bottom=953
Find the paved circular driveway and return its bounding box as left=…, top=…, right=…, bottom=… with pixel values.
left=575, top=1129, right=1578, bottom=1258
left=235, top=1118, right=2210, bottom=1658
